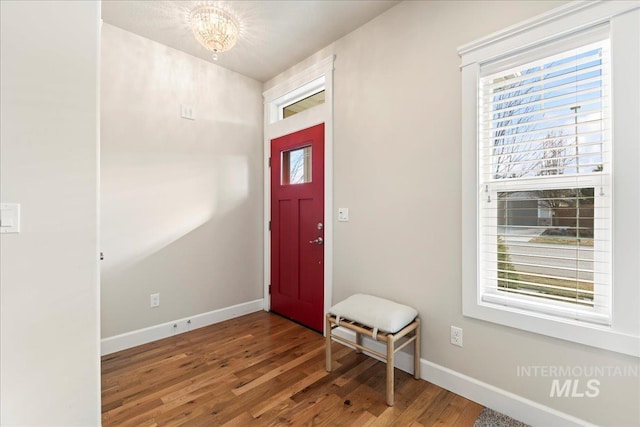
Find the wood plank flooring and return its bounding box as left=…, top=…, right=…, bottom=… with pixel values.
left=101, top=311, right=483, bottom=426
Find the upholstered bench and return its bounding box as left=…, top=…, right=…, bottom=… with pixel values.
left=325, top=294, right=420, bottom=406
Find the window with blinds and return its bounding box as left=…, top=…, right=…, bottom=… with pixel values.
left=478, top=35, right=612, bottom=324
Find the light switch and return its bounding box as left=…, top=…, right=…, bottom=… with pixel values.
left=338, top=208, right=349, bottom=222
left=0, top=203, right=21, bottom=233
left=180, top=104, right=195, bottom=120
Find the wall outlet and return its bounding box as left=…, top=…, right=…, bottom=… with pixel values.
left=450, top=326, right=463, bottom=347
left=150, top=293, right=160, bottom=308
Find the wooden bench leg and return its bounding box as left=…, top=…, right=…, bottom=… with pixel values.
left=325, top=314, right=333, bottom=372
left=386, top=335, right=395, bottom=406
left=355, top=331, right=362, bottom=353
left=414, top=318, right=420, bottom=379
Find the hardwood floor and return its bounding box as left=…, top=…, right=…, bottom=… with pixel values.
left=101, top=311, right=483, bottom=426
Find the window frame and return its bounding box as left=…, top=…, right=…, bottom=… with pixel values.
left=268, top=76, right=325, bottom=123
left=482, top=184, right=611, bottom=324
left=459, top=1, right=640, bottom=357
left=478, top=36, right=612, bottom=324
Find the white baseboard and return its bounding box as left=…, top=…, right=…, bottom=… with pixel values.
left=422, top=360, right=592, bottom=427
left=332, top=327, right=591, bottom=427
left=101, top=299, right=264, bottom=356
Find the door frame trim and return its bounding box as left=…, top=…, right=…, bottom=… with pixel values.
left=263, top=56, right=335, bottom=333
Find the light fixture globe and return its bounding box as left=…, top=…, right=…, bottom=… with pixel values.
left=189, top=6, right=239, bottom=59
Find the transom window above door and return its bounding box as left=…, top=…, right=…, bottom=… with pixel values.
left=283, top=90, right=325, bottom=119
left=267, top=76, right=326, bottom=123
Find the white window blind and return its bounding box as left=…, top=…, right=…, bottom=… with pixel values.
left=478, top=31, right=611, bottom=324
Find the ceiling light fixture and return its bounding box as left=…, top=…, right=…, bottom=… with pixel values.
left=189, top=5, right=239, bottom=61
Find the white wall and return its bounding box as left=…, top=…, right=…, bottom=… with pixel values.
left=100, top=24, right=263, bottom=338
left=0, top=1, right=100, bottom=425
left=266, top=1, right=640, bottom=426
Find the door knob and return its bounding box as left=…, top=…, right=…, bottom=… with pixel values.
left=309, top=237, right=324, bottom=245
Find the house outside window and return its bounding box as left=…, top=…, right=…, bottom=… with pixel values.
left=459, top=2, right=640, bottom=356
left=479, top=35, right=611, bottom=323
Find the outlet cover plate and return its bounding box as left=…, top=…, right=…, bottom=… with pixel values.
left=150, top=293, right=160, bottom=308
left=450, top=326, right=463, bottom=347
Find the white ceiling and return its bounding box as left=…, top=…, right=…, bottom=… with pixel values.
left=101, top=1, right=398, bottom=82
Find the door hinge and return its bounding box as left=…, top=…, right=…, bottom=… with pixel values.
left=268, top=220, right=271, bottom=231
left=268, top=157, right=271, bottom=168
left=269, top=284, right=272, bottom=294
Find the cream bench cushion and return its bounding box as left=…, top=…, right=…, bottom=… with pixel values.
left=328, top=293, right=418, bottom=334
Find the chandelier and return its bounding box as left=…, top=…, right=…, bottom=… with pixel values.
left=189, top=6, right=239, bottom=61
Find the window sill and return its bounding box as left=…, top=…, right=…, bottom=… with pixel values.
left=463, top=291, right=640, bottom=357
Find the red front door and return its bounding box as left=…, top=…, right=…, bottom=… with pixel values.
left=270, top=124, right=324, bottom=332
